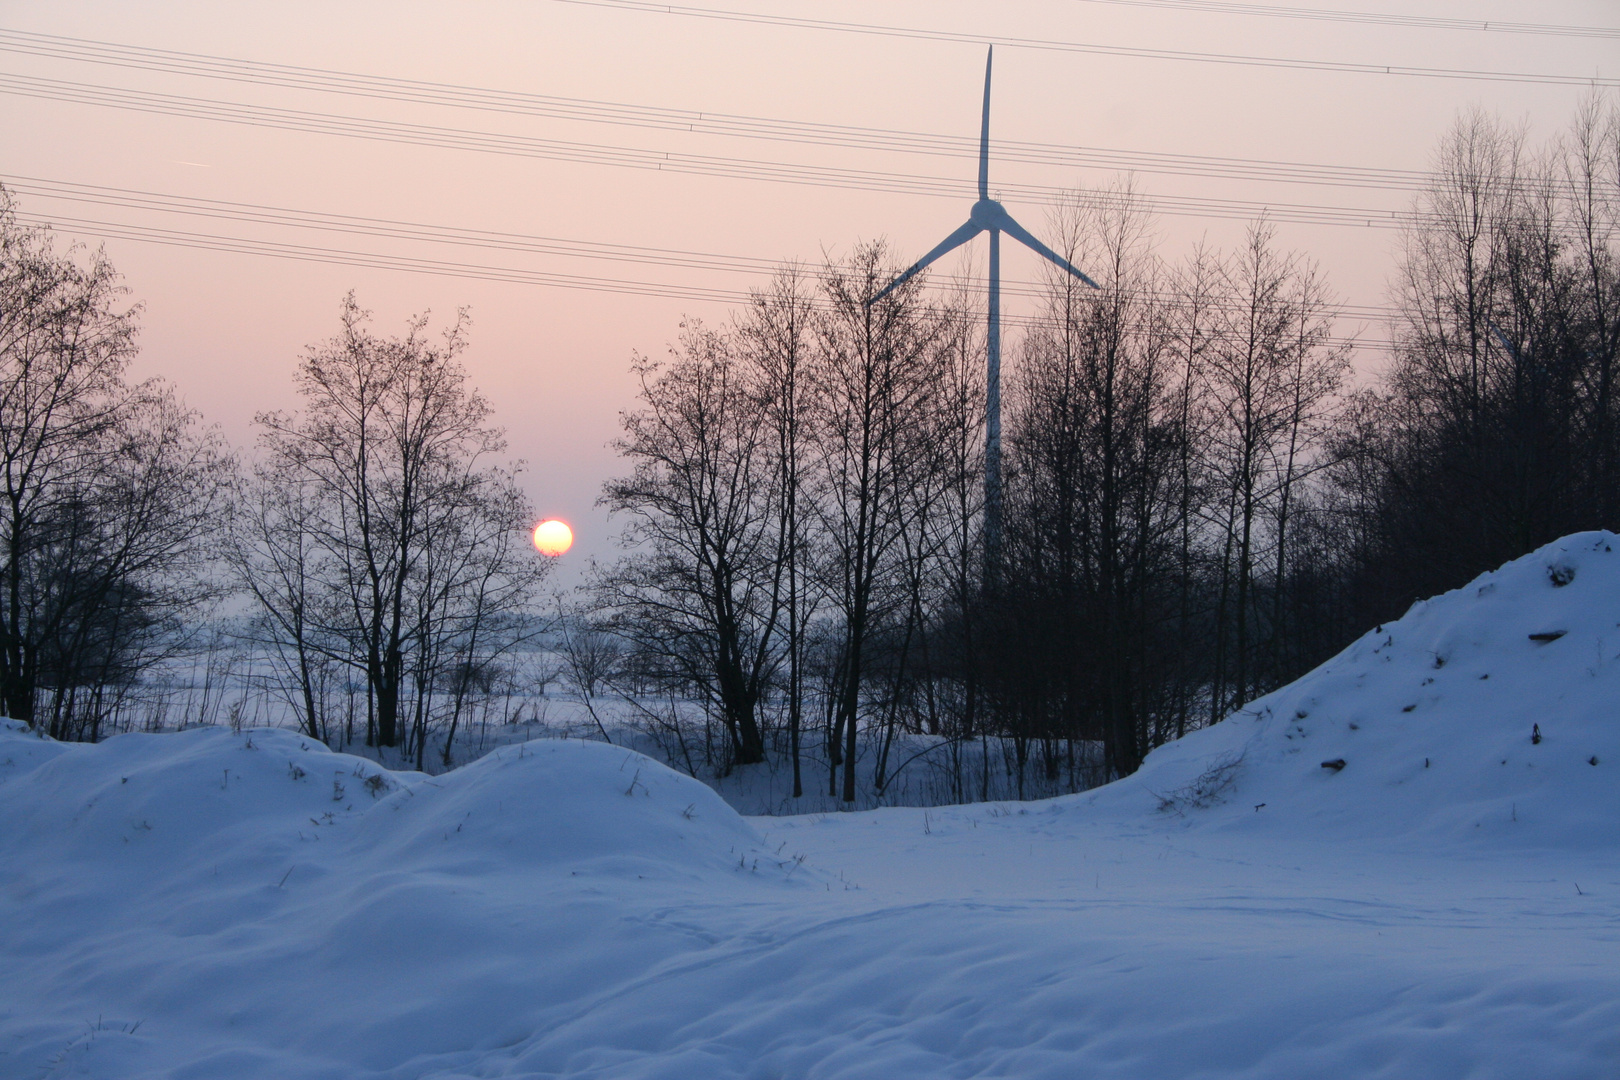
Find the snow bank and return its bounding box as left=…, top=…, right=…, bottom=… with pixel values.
left=0, top=726, right=775, bottom=885
left=1088, top=531, right=1620, bottom=847
left=350, top=736, right=768, bottom=881
left=0, top=728, right=803, bottom=1078
left=3, top=726, right=395, bottom=869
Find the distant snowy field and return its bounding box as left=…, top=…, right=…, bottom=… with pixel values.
left=3, top=534, right=1617, bottom=1078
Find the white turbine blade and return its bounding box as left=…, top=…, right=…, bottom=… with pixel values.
left=868, top=219, right=983, bottom=304
left=979, top=46, right=993, bottom=200
left=997, top=209, right=1100, bottom=289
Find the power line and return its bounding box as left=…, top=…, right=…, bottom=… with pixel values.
left=10, top=174, right=1407, bottom=320
left=0, top=74, right=1428, bottom=231
left=0, top=28, right=1436, bottom=194
left=6, top=190, right=1402, bottom=346
left=19, top=207, right=1388, bottom=350
left=12, top=209, right=757, bottom=306
left=555, top=0, right=1618, bottom=87
left=1070, top=0, right=1620, bottom=39
left=5, top=176, right=788, bottom=278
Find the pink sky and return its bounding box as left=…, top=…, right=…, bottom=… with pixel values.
left=2, top=0, right=1613, bottom=573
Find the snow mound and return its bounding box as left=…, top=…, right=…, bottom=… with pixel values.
left=0, top=729, right=800, bottom=1078
left=1089, top=531, right=1620, bottom=847
left=0, top=726, right=771, bottom=891
left=351, top=738, right=767, bottom=881
left=0, top=726, right=395, bottom=870
left=0, top=715, right=67, bottom=781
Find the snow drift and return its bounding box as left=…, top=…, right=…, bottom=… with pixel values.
left=0, top=729, right=804, bottom=1078
left=0, top=534, right=1615, bottom=1078
left=1084, top=530, right=1620, bottom=848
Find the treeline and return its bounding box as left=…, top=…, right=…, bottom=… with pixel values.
left=589, top=102, right=1619, bottom=800
left=1339, top=102, right=1620, bottom=613
left=0, top=187, right=549, bottom=755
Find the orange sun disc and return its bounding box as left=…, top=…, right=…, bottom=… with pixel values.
left=532, top=519, right=574, bottom=557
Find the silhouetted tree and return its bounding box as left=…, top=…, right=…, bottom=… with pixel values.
left=0, top=191, right=229, bottom=738
left=1202, top=221, right=1346, bottom=719
left=597, top=321, right=783, bottom=767
left=1345, top=103, right=1619, bottom=613
left=808, top=242, right=949, bottom=802
left=244, top=295, right=546, bottom=751
left=739, top=267, right=817, bottom=792
left=1001, top=189, right=1198, bottom=776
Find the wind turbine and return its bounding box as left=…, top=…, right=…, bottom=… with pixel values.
left=869, top=45, right=1098, bottom=581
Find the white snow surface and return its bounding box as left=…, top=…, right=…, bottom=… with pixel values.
left=3, top=533, right=1618, bottom=1078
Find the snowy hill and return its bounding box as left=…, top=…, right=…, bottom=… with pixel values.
left=1, top=534, right=1616, bottom=1078
left=0, top=730, right=809, bottom=1078
left=1082, top=530, right=1619, bottom=848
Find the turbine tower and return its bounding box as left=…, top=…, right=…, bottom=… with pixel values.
left=869, top=45, right=1098, bottom=581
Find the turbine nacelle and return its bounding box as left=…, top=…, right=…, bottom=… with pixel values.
left=866, top=199, right=1098, bottom=305
left=969, top=198, right=1008, bottom=230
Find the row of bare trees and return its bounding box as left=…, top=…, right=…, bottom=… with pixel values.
left=1326, top=101, right=1620, bottom=621
left=992, top=195, right=1348, bottom=782
left=596, top=98, right=1618, bottom=802
left=595, top=207, right=1349, bottom=798
left=1, top=185, right=550, bottom=753
left=5, top=97, right=1613, bottom=795
left=595, top=251, right=984, bottom=801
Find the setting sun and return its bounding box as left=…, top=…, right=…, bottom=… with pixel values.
left=532, top=518, right=574, bottom=557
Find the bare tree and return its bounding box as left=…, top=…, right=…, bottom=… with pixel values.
left=408, top=464, right=543, bottom=768
left=808, top=242, right=946, bottom=802
left=0, top=192, right=230, bottom=737
left=597, top=321, right=783, bottom=767
left=1162, top=243, right=1220, bottom=740
left=229, top=455, right=331, bottom=740
left=1202, top=221, right=1345, bottom=718
left=247, top=294, right=544, bottom=750
left=1559, top=94, right=1620, bottom=525
left=739, top=267, right=817, bottom=794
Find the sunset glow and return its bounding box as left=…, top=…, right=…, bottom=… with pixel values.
left=532, top=519, right=574, bottom=557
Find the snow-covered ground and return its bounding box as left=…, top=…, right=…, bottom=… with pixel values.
left=3, top=533, right=1617, bottom=1078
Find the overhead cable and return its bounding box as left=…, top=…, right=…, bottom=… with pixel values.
left=0, top=28, right=1435, bottom=194
left=7, top=195, right=1400, bottom=343
left=1071, top=0, right=1620, bottom=39
left=11, top=175, right=1404, bottom=319
left=555, top=0, right=1617, bottom=88
left=0, top=74, right=1427, bottom=231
